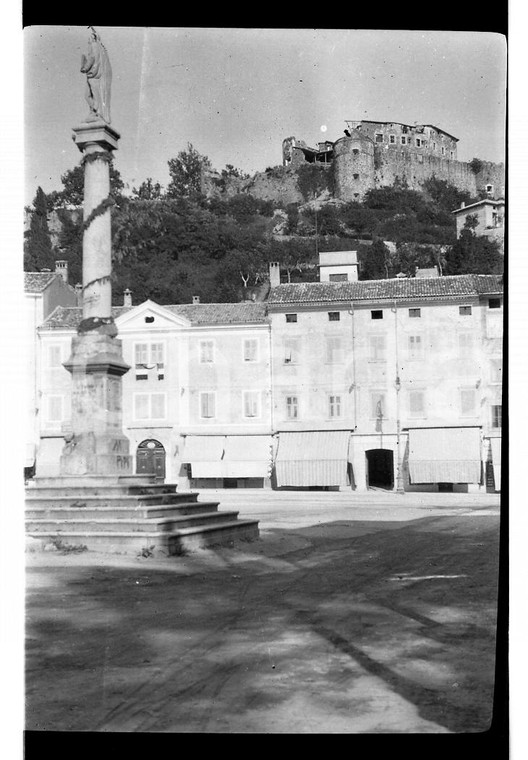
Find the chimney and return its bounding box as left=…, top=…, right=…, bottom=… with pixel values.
left=55, top=260, right=68, bottom=283
left=123, top=288, right=132, bottom=307
left=74, top=283, right=83, bottom=305
left=192, top=295, right=200, bottom=304
left=269, top=261, right=281, bottom=288
left=461, top=202, right=465, bottom=208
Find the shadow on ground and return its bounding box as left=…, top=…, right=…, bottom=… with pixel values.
left=25, top=513, right=502, bottom=734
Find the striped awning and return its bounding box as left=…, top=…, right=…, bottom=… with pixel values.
left=408, top=427, right=481, bottom=484
left=275, top=431, right=350, bottom=487
left=490, top=437, right=502, bottom=491
left=182, top=436, right=225, bottom=478
left=182, top=435, right=273, bottom=479
left=223, top=436, right=273, bottom=478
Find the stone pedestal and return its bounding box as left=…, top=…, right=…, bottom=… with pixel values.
left=60, top=332, right=132, bottom=476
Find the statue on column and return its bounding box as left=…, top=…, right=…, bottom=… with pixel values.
left=81, top=26, right=112, bottom=124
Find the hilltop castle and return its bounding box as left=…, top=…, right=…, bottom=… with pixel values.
left=282, top=120, right=505, bottom=202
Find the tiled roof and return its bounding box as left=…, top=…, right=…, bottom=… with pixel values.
left=166, top=303, right=268, bottom=325
left=24, top=272, right=58, bottom=292
left=40, top=302, right=268, bottom=330
left=267, top=274, right=503, bottom=305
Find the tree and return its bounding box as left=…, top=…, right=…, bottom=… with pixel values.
left=443, top=217, right=503, bottom=275
left=54, top=208, right=83, bottom=286
left=24, top=187, right=55, bottom=271
left=422, top=177, right=474, bottom=212
left=131, top=178, right=164, bottom=200
left=267, top=238, right=314, bottom=283
left=46, top=161, right=125, bottom=209
left=167, top=143, right=212, bottom=200
left=358, top=239, right=392, bottom=280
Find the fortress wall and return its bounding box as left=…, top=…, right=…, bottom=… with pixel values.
left=333, top=135, right=375, bottom=202
left=475, top=161, right=506, bottom=197
left=372, top=150, right=478, bottom=197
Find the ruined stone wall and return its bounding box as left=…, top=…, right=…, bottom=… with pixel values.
left=373, top=150, right=479, bottom=196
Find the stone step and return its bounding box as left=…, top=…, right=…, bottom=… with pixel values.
left=25, top=491, right=199, bottom=509
left=27, top=519, right=260, bottom=556
left=25, top=482, right=181, bottom=498
left=26, top=510, right=240, bottom=535
left=25, top=501, right=220, bottom=521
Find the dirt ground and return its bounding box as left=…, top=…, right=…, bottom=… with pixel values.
left=24, top=491, right=505, bottom=737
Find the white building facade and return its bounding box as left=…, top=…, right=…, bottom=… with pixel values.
left=34, top=272, right=503, bottom=493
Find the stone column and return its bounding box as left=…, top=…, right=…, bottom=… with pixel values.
left=59, top=121, right=133, bottom=477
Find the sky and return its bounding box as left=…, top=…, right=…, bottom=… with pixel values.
left=24, top=26, right=507, bottom=205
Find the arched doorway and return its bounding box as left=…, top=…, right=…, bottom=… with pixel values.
left=366, top=449, right=394, bottom=490
left=136, top=439, right=166, bottom=478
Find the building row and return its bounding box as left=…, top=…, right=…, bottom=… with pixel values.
left=25, top=254, right=503, bottom=494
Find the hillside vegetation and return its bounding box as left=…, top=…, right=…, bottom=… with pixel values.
left=24, top=145, right=504, bottom=305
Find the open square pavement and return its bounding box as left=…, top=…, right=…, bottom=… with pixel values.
left=24, top=489, right=505, bottom=738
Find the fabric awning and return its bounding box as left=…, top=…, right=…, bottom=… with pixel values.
left=490, top=437, right=502, bottom=491
left=182, top=436, right=225, bottom=478
left=408, top=427, right=481, bottom=484
left=223, top=436, right=273, bottom=478
left=275, top=431, right=350, bottom=487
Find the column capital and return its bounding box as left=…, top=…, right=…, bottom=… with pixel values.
left=72, top=121, right=121, bottom=153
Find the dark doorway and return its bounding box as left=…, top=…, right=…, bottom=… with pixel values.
left=136, top=439, right=166, bottom=479
left=366, top=449, right=394, bottom=490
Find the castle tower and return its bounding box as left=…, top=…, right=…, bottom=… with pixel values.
left=333, top=133, right=375, bottom=202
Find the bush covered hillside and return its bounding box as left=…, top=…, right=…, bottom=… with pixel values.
left=24, top=145, right=504, bottom=305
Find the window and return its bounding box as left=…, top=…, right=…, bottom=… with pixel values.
left=375, top=133, right=383, bottom=143
left=328, top=311, right=340, bottom=321
left=353, top=173, right=359, bottom=180
left=486, top=184, right=494, bottom=193
left=326, top=337, right=344, bottom=363
left=409, top=390, right=426, bottom=418
left=135, top=342, right=165, bottom=380
left=433, top=142, right=437, bottom=151
left=46, top=395, right=63, bottom=425
left=408, top=308, right=421, bottom=318
left=243, top=391, right=260, bottom=418
left=134, top=392, right=166, bottom=421
left=488, top=298, right=502, bottom=309
left=408, top=335, right=424, bottom=359
left=135, top=343, right=148, bottom=366
left=199, top=340, right=214, bottom=363
left=48, top=345, right=62, bottom=368
left=370, top=392, right=386, bottom=419
left=450, top=151, right=455, bottom=159
left=416, top=138, right=422, bottom=147
left=441, top=146, right=445, bottom=155
left=370, top=335, right=386, bottom=361
left=286, top=396, right=298, bottom=419
left=460, top=389, right=477, bottom=417
left=329, top=273, right=348, bottom=282
left=401, top=136, right=407, bottom=145
left=285, top=313, right=297, bottom=323
left=371, top=310, right=383, bottom=320
left=352, top=149, right=359, bottom=155
left=491, top=405, right=502, bottom=429
left=490, top=359, right=502, bottom=384
left=199, top=392, right=216, bottom=419
left=243, top=338, right=258, bottom=362
left=389, top=134, right=396, bottom=144
left=284, top=337, right=300, bottom=364
left=459, top=305, right=472, bottom=316
left=329, top=395, right=342, bottom=418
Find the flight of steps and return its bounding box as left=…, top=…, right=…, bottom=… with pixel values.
left=25, top=476, right=260, bottom=556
